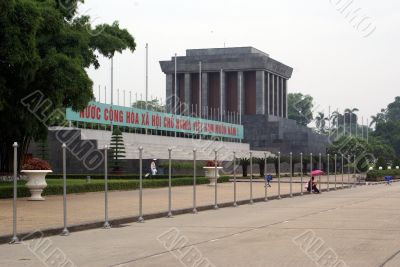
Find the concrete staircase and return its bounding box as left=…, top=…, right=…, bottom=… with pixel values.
left=77, top=128, right=275, bottom=160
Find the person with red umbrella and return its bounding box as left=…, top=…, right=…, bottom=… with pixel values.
left=307, top=176, right=320, bottom=193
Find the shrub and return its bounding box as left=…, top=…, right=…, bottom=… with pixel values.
left=366, top=169, right=400, bottom=181
left=159, top=162, right=204, bottom=169
left=0, top=177, right=230, bottom=199
left=45, top=174, right=195, bottom=180
left=375, top=157, right=386, bottom=170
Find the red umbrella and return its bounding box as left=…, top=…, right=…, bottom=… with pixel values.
left=311, top=170, right=324, bottom=176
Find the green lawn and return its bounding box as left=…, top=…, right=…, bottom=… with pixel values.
left=0, top=177, right=229, bottom=199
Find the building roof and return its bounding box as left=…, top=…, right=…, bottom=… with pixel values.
left=160, top=47, right=293, bottom=79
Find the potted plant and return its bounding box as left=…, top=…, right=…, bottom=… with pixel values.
left=21, top=157, right=52, bottom=201
left=203, top=160, right=223, bottom=186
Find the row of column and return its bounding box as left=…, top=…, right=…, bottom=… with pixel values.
left=166, top=70, right=288, bottom=118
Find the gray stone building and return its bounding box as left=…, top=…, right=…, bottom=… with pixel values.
left=159, top=47, right=291, bottom=118
left=160, top=47, right=328, bottom=154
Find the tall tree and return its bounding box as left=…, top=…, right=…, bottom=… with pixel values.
left=372, top=121, right=400, bottom=157
left=386, top=97, right=400, bottom=122
left=344, top=108, right=359, bottom=135
left=287, top=93, right=314, bottom=126
left=109, top=127, right=126, bottom=172
left=0, top=0, right=136, bottom=172
left=315, top=112, right=328, bottom=134
left=370, top=109, right=386, bottom=128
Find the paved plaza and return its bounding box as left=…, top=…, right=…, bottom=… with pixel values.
left=1, top=180, right=399, bottom=267
left=0, top=176, right=354, bottom=236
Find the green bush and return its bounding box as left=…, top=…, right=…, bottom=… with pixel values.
left=45, top=173, right=196, bottom=180
left=375, top=157, right=387, bottom=170
left=0, top=177, right=230, bottom=199
left=366, top=169, right=400, bottom=181
left=158, top=162, right=204, bottom=169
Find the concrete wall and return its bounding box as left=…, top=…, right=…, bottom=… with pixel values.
left=29, top=128, right=274, bottom=174
left=242, top=115, right=329, bottom=155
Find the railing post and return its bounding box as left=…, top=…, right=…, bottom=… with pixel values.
left=341, top=154, right=344, bottom=189
left=233, top=152, right=238, bottom=207
left=278, top=152, right=281, bottom=199
left=264, top=152, right=268, bottom=201
left=103, top=145, right=110, bottom=229
left=193, top=149, right=197, bottom=214
left=327, top=154, right=330, bottom=192
left=138, top=146, right=144, bottom=222
left=249, top=151, right=253, bottom=204
left=353, top=154, right=357, bottom=188
left=290, top=152, right=293, bottom=197
left=214, top=149, right=218, bottom=209
left=347, top=155, right=351, bottom=188
left=167, top=148, right=173, bottom=217
left=10, top=142, right=19, bottom=244
left=61, top=143, right=69, bottom=236
left=310, top=153, right=313, bottom=194
left=334, top=154, right=337, bottom=190
left=300, top=152, right=303, bottom=195
left=318, top=153, right=322, bottom=193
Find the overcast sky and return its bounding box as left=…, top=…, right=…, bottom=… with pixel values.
left=81, top=0, right=400, bottom=122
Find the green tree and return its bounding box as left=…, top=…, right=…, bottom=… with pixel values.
left=109, top=127, right=126, bottom=172
left=372, top=121, right=400, bottom=157
left=288, top=93, right=314, bottom=126
left=370, top=109, right=387, bottom=128
left=344, top=108, right=359, bottom=135
left=315, top=112, right=329, bottom=134
left=327, top=136, right=395, bottom=172
left=0, top=0, right=136, bottom=172
left=132, top=99, right=166, bottom=112
left=386, top=96, right=400, bottom=122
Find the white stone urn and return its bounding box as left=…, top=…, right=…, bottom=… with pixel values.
left=21, top=170, right=52, bottom=201
left=203, top=166, right=223, bottom=186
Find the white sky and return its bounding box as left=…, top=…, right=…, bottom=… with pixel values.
left=81, top=0, right=400, bottom=121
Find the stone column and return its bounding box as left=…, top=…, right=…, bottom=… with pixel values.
left=276, top=75, right=280, bottom=116
left=184, top=73, right=191, bottom=115
left=220, top=70, right=226, bottom=120
left=201, top=72, right=208, bottom=116
left=237, top=71, right=244, bottom=120
left=285, top=79, right=288, bottom=118
left=272, top=74, right=275, bottom=116
left=265, top=72, right=270, bottom=115
left=166, top=74, right=173, bottom=113
left=256, top=71, right=265, bottom=115
left=280, top=77, right=284, bottom=118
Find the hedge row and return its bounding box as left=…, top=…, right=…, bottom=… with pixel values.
left=0, top=177, right=230, bottom=199
left=366, top=169, right=400, bottom=181
left=45, top=173, right=197, bottom=180
left=158, top=162, right=205, bottom=169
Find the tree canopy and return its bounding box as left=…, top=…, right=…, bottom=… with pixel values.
left=132, top=99, right=166, bottom=112
left=0, top=0, right=136, bottom=172
left=287, top=93, right=314, bottom=126
left=370, top=97, right=400, bottom=158
left=327, top=136, right=395, bottom=172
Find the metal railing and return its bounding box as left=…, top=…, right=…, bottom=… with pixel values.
left=5, top=143, right=361, bottom=244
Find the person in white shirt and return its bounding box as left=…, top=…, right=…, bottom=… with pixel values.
left=150, top=160, right=157, bottom=176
